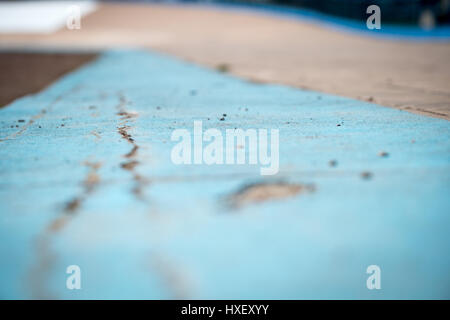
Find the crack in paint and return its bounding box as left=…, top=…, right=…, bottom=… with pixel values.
left=0, top=85, right=82, bottom=142
left=116, top=93, right=149, bottom=200
left=26, top=91, right=148, bottom=298
left=28, top=160, right=101, bottom=299
left=61, top=161, right=101, bottom=216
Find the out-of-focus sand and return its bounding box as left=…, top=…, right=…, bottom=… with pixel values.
left=1, top=3, right=449, bottom=119
left=0, top=52, right=97, bottom=107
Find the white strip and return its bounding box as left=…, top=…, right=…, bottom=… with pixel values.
left=0, top=1, right=97, bottom=34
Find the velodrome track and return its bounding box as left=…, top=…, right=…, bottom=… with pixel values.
left=0, top=3, right=449, bottom=299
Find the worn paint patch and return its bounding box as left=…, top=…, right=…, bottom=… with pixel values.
left=226, top=181, right=313, bottom=209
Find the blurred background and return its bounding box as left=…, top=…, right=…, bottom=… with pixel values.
left=216, top=0, right=450, bottom=26
left=1, top=0, right=449, bottom=118
left=97, top=0, right=450, bottom=27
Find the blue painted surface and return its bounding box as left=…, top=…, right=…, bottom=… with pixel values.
left=201, top=2, right=450, bottom=41
left=0, top=50, right=449, bottom=299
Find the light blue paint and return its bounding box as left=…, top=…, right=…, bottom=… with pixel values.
left=0, top=50, right=449, bottom=299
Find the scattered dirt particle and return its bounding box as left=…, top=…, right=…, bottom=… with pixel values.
left=18, top=119, right=25, bottom=123
left=226, top=181, right=314, bottom=209
left=329, top=160, right=338, bottom=167
left=367, top=96, right=375, bottom=102
left=88, top=105, right=96, bottom=110
left=124, top=145, right=139, bottom=158
left=91, top=131, right=101, bottom=139
left=117, top=111, right=138, bottom=120
left=156, top=106, right=161, bottom=110
left=216, top=63, right=230, bottom=73
left=65, top=198, right=81, bottom=213
left=118, top=126, right=134, bottom=143
left=378, top=151, right=389, bottom=157
left=337, top=124, right=341, bottom=127
left=361, top=171, right=373, bottom=180
left=121, top=160, right=139, bottom=171
left=219, top=117, right=225, bottom=121
left=223, top=113, right=227, bottom=117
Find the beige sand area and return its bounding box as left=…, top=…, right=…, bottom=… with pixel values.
left=1, top=3, right=449, bottom=119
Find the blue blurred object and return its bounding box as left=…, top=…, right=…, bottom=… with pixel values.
left=201, top=0, right=450, bottom=39
left=221, top=0, right=450, bottom=25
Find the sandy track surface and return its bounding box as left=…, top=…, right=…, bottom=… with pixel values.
left=0, top=3, right=449, bottom=119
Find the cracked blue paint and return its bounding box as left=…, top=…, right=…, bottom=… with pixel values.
left=0, top=50, right=449, bottom=299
